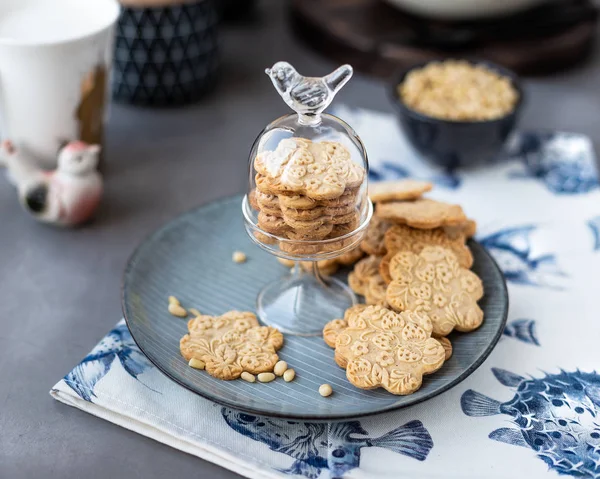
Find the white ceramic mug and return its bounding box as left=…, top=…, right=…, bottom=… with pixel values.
left=0, top=0, right=119, bottom=168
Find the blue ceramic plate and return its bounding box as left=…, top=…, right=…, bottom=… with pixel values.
left=123, top=195, right=508, bottom=420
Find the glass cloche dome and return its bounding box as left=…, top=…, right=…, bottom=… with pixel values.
left=242, top=62, right=372, bottom=336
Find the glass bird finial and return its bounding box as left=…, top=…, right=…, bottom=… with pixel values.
left=265, top=61, right=353, bottom=125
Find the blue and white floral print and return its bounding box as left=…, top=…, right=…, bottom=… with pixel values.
left=478, top=225, right=566, bottom=288
left=503, top=319, right=540, bottom=346
left=588, top=216, right=600, bottom=251
left=222, top=408, right=433, bottom=479
left=64, top=322, right=153, bottom=402
left=462, top=368, right=600, bottom=478
left=507, top=132, right=599, bottom=195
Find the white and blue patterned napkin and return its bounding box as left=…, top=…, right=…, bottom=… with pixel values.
left=51, top=107, right=600, bottom=479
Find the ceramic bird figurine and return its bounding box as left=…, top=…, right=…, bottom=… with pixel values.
left=265, top=62, right=353, bottom=122
left=0, top=139, right=103, bottom=226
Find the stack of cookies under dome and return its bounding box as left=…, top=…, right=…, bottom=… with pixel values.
left=250, top=137, right=366, bottom=255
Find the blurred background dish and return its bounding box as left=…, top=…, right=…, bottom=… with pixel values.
left=382, top=0, right=548, bottom=21
left=389, top=60, right=524, bottom=168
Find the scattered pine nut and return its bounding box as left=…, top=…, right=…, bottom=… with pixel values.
left=241, top=372, right=256, bottom=383
left=257, top=372, right=275, bottom=383
left=168, top=296, right=180, bottom=306
left=273, top=360, right=288, bottom=377
left=319, top=384, right=333, bottom=397
left=189, top=308, right=202, bottom=317
left=188, top=358, right=205, bottom=369
left=283, top=369, right=296, bottom=382
left=232, top=251, right=247, bottom=263
left=168, top=303, right=187, bottom=317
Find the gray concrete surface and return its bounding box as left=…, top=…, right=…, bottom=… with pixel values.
left=1, top=1, right=599, bottom=478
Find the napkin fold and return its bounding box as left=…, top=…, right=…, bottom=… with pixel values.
left=52, top=108, right=600, bottom=479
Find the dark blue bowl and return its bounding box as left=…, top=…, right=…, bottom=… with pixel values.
left=389, top=60, right=524, bottom=169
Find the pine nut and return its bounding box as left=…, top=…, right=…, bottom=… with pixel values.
left=168, top=303, right=187, bottom=317
left=232, top=251, right=247, bottom=263
left=257, top=372, right=275, bottom=383
left=188, top=358, right=205, bottom=369
left=319, top=384, right=333, bottom=397
left=241, top=372, right=256, bottom=383
left=283, top=369, right=295, bottom=382
left=188, top=308, right=201, bottom=317
left=273, top=360, right=288, bottom=376
left=168, top=295, right=180, bottom=306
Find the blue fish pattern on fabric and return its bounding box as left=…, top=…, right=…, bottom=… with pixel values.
left=64, top=322, right=153, bottom=402
left=503, top=319, right=540, bottom=346
left=368, top=160, right=461, bottom=189
left=461, top=368, right=600, bottom=478
left=478, top=225, right=566, bottom=288
left=588, top=216, right=600, bottom=252
left=507, top=132, right=599, bottom=194
left=221, top=408, right=433, bottom=479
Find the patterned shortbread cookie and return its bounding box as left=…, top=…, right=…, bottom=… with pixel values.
left=329, top=213, right=360, bottom=238
left=385, top=246, right=484, bottom=336
left=253, top=230, right=278, bottom=245
left=283, top=215, right=333, bottom=231
left=323, top=305, right=446, bottom=395
left=258, top=212, right=290, bottom=235
left=348, top=255, right=381, bottom=296
left=360, top=216, right=392, bottom=256
left=379, top=224, right=473, bottom=282
left=285, top=223, right=334, bottom=240
left=438, top=337, right=453, bottom=360
left=376, top=198, right=467, bottom=229
left=336, top=246, right=365, bottom=266
left=277, top=187, right=359, bottom=210
left=255, top=190, right=280, bottom=209
left=364, top=274, right=387, bottom=305
left=254, top=138, right=365, bottom=200
left=445, top=219, right=477, bottom=239
left=180, top=311, right=284, bottom=380
left=249, top=189, right=260, bottom=211
left=369, top=179, right=433, bottom=203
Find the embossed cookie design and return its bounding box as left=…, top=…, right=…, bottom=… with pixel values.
left=180, top=311, right=283, bottom=380
left=254, top=138, right=365, bottom=200
left=323, top=305, right=446, bottom=395
left=385, top=246, right=484, bottom=336
left=379, top=224, right=474, bottom=283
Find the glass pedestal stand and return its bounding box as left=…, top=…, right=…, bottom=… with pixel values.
left=257, top=261, right=357, bottom=336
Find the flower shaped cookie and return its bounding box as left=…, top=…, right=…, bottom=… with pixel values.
left=180, top=311, right=283, bottom=380
left=385, top=246, right=484, bottom=336
left=323, top=304, right=446, bottom=395
left=254, top=138, right=365, bottom=200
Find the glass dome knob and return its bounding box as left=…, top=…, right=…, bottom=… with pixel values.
left=265, top=61, right=353, bottom=126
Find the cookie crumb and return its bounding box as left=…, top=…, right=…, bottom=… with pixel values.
left=257, top=372, right=275, bottom=383
left=274, top=360, right=288, bottom=376
left=232, top=251, right=247, bottom=263
left=188, top=358, right=205, bottom=370
left=168, top=303, right=187, bottom=318
left=241, top=372, right=256, bottom=383
left=319, top=384, right=333, bottom=397
left=188, top=308, right=201, bottom=317
left=168, top=295, right=180, bottom=306
left=283, top=369, right=296, bottom=382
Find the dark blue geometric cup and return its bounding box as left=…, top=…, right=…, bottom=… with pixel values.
left=112, top=0, right=219, bottom=106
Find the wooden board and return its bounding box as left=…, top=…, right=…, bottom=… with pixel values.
left=291, top=0, right=598, bottom=77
